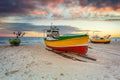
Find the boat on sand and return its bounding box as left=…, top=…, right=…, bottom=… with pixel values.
left=44, top=26, right=89, bottom=55
left=90, top=35, right=111, bottom=44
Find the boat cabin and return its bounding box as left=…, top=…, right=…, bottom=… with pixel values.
left=46, top=26, right=60, bottom=40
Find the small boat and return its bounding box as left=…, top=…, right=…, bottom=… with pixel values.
left=90, top=35, right=111, bottom=44
left=44, top=26, right=89, bottom=55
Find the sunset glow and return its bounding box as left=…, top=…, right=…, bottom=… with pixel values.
left=0, top=0, right=120, bottom=37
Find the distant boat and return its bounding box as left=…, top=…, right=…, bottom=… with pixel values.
left=90, top=35, right=111, bottom=44
left=44, top=26, right=89, bottom=55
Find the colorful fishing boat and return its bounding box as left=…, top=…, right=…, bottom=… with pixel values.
left=90, top=35, right=111, bottom=44
left=44, top=26, right=89, bottom=55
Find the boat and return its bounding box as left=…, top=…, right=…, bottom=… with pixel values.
left=90, top=35, right=111, bottom=44
left=44, top=26, right=89, bottom=55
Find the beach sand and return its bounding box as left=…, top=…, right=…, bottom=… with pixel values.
left=0, top=42, right=120, bottom=80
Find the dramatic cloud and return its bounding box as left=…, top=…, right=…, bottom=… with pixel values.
left=78, top=0, right=119, bottom=8
left=0, top=0, right=35, bottom=16
left=0, top=0, right=119, bottom=18
left=0, top=23, right=80, bottom=34
left=0, top=0, right=119, bottom=37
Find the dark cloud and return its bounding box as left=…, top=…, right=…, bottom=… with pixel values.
left=0, top=23, right=80, bottom=34
left=0, top=0, right=119, bottom=18
left=78, top=0, right=120, bottom=9
left=0, top=0, right=35, bottom=16
left=37, top=0, right=120, bottom=7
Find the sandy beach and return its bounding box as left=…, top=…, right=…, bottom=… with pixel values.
left=0, top=42, right=120, bottom=80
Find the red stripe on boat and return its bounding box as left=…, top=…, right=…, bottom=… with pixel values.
left=47, top=46, right=88, bottom=55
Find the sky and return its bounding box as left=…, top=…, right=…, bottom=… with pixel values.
left=0, top=0, right=120, bottom=37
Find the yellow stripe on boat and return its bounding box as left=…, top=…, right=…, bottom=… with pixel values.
left=45, top=36, right=89, bottom=47
left=91, top=39, right=110, bottom=43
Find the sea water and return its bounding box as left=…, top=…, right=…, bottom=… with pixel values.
left=111, top=38, right=120, bottom=42
left=0, top=37, right=44, bottom=45
left=0, top=37, right=120, bottom=45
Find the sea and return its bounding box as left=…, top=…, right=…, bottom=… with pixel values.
left=0, top=37, right=44, bottom=45
left=0, top=37, right=120, bottom=45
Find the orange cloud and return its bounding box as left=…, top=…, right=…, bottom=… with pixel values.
left=0, top=33, right=14, bottom=37
left=98, top=7, right=114, bottom=13
left=90, top=7, right=97, bottom=11
left=70, top=11, right=80, bottom=16
left=116, top=9, right=120, bottom=12
left=47, top=0, right=64, bottom=10
left=52, top=0, right=64, bottom=5
left=74, top=7, right=83, bottom=12
left=99, top=8, right=107, bottom=13
left=52, top=8, right=60, bottom=15
left=31, top=11, right=47, bottom=15
left=48, top=3, right=55, bottom=10
left=83, top=7, right=89, bottom=12
left=105, top=7, right=113, bottom=12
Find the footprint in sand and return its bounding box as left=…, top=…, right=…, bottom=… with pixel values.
left=5, top=70, right=19, bottom=76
